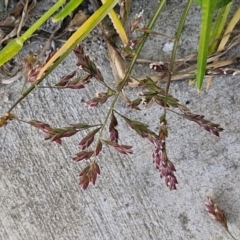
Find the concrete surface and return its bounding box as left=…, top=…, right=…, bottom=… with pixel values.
left=1, top=0, right=240, bottom=239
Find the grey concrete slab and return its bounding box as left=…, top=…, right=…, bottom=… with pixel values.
left=0, top=1, right=240, bottom=239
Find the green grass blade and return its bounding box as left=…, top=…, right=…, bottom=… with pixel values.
left=196, top=1, right=216, bottom=91
left=193, top=0, right=231, bottom=9
left=38, top=0, right=119, bottom=79
left=52, top=0, right=84, bottom=22
left=166, top=0, right=192, bottom=93
left=8, top=0, right=119, bottom=113
left=0, top=38, right=23, bottom=65
left=100, top=0, right=129, bottom=45
left=0, top=0, right=66, bottom=67
left=208, top=2, right=232, bottom=55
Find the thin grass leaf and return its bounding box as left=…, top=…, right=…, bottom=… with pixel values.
left=37, top=0, right=119, bottom=80
left=217, top=6, right=240, bottom=52
left=101, top=0, right=129, bottom=45
left=0, top=0, right=66, bottom=67
left=208, top=2, right=232, bottom=55
left=207, top=2, right=235, bottom=89
left=193, top=0, right=232, bottom=9
left=52, top=0, right=84, bottom=22
left=196, top=1, right=216, bottom=90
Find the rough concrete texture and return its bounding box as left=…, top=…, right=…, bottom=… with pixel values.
left=1, top=0, right=240, bottom=239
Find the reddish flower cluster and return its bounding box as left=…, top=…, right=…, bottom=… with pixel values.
left=28, top=120, right=100, bottom=145
left=73, top=151, right=94, bottom=162
left=28, top=120, right=78, bottom=144
left=130, top=10, right=144, bottom=34
left=182, top=113, right=224, bottom=137
left=151, top=137, right=178, bottom=190
left=25, top=64, right=44, bottom=82
left=115, top=110, right=177, bottom=190
left=72, top=128, right=102, bottom=189
left=79, top=163, right=100, bottom=190
left=205, top=196, right=238, bottom=239
left=109, top=112, right=119, bottom=143
left=72, top=128, right=102, bottom=161
left=23, top=50, right=57, bottom=83
left=177, top=104, right=224, bottom=137
left=55, top=71, right=92, bottom=89
left=74, top=45, right=103, bottom=82
left=205, top=196, right=228, bottom=229
left=103, top=140, right=133, bottom=155
left=20, top=41, right=225, bottom=193
left=79, top=128, right=101, bottom=150
left=84, top=91, right=113, bottom=107
left=127, top=98, right=142, bottom=110
left=149, top=116, right=177, bottom=190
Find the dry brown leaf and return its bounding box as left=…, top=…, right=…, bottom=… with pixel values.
left=106, top=40, right=126, bottom=83
left=68, top=11, right=90, bottom=32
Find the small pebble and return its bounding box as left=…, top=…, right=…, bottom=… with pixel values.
left=163, top=42, right=174, bottom=52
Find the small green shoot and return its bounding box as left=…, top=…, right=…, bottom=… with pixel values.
left=52, top=0, right=84, bottom=22
left=208, top=2, right=232, bottom=55
left=193, top=0, right=233, bottom=90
